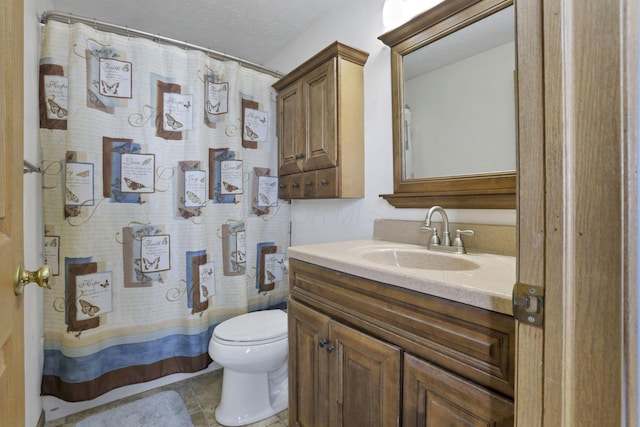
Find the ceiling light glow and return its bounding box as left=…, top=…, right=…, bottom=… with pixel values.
left=382, top=0, right=445, bottom=30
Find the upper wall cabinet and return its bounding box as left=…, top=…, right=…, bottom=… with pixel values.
left=379, top=0, right=516, bottom=209
left=273, top=42, right=369, bottom=200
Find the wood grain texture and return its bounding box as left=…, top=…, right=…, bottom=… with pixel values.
left=274, top=43, right=366, bottom=199
left=272, top=41, right=368, bottom=91
left=277, top=82, right=304, bottom=176
left=541, top=0, right=626, bottom=424
left=329, top=322, right=400, bottom=427
left=622, top=0, right=639, bottom=423
left=289, top=297, right=401, bottom=427
left=404, top=354, right=514, bottom=426
left=514, top=0, right=545, bottom=425
left=304, top=59, right=337, bottom=171
left=0, top=0, right=25, bottom=424
left=568, top=1, right=622, bottom=423
left=289, top=259, right=515, bottom=426
left=288, top=300, right=330, bottom=427
left=336, top=58, right=365, bottom=198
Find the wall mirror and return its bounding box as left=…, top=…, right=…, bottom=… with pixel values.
left=379, top=0, right=516, bottom=208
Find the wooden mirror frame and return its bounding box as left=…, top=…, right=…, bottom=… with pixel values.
left=378, top=0, right=516, bottom=209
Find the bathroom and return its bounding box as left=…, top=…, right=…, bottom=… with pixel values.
left=7, top=0, right=636, bottom=425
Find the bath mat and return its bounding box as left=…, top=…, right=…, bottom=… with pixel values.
left=75, top=390, right=194, bottom=427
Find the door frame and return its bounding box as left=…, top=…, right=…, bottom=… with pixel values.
left=515, top=0, right=638, bottom=424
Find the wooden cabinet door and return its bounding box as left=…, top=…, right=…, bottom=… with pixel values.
left=277, top=81, right=304, bottom=175
left=403, top=354, right=513, bottom=427
left=302, top=59, right=338, bottom=171
left=288, top=299, right=331, bottom=427
left=328, top=322, right=401, bottom=427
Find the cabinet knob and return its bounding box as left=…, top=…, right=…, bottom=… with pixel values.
left=320, top=179, right=329, bottom=186
left=295, top=153, right=305, bottom=160
left=319, top=338, right=327, bottom=348
left=292, top=182, right=299, bottom=188
left=305, top=181, right=312, bottom=187
left=326, top=344, right=335, bottom=353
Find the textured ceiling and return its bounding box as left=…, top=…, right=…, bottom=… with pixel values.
left=50, top=0, right=345, bottom=67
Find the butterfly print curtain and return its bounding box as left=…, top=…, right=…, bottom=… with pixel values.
left=39, top=20, right=290, bottom=401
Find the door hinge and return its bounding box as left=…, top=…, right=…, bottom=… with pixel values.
left=512, top=282, right=544, bottom=327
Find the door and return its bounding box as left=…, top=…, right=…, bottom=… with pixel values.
left=328, top=321, right=400, bottom=427
left=288, top=299, right=331, bottom=427
left=0, top=0, right=25, bottom=425
left=289, top=299, right=401, bottom=427
left=303, top=59, right=337, bottom=171
left=403, top=354, right=513, bottom=426
left=515, top=0, right=636, bottom=424
left=277, top=82, right=304, bottom=176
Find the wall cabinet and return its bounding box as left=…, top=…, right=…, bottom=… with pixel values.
left=288, top=259, right=515, bottom=426
left=273, top=42, right=368, bottom=200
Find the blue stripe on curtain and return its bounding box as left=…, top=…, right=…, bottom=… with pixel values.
left=43, top=325, right=215, bottom=383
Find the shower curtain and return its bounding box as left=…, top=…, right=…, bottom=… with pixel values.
left=38, top=20, right=290, bottom=401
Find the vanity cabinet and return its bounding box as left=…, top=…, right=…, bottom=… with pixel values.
left=288, top=258, right=515, bottom=426
left=273, top=42, right=368, bottom=200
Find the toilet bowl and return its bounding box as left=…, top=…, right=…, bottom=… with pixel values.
left=208, top=309, right=288, bottom=426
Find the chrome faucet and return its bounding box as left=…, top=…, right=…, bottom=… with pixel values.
left=421, top=206, right=474, bottom=254
left=423, top=206, right=451, bottom=246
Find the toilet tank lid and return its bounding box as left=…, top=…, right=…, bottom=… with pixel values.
left=214, top=309, right=287, bottom=342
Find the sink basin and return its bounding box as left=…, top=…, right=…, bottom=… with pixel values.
left=357, top=247, right=480, bottom=271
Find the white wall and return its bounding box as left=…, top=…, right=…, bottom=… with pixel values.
left=265, top=0, right=516, bottom=247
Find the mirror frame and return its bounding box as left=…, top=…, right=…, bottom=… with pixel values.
left=379, top=0, right=516, bottom=209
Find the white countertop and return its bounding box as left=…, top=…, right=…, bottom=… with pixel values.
left=287, top=239, right=515, bottom=315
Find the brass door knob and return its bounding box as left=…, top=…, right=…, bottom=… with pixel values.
left=14, top=263, right=51, bottom=295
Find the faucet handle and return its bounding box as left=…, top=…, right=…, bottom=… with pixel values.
left=422, top=225, right=441, bottom=245
left=456, top=229, right=475, bottom=236
left=453, top=229, right=475, bottom=249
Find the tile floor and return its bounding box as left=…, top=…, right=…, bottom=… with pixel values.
left=43, top=370, right=288, bottom=427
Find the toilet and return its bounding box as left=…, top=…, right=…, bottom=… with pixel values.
left=208, top=309, right=288, bottom=426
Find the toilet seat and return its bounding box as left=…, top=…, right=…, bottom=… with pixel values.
left=213, top=310, right=287, bottom=345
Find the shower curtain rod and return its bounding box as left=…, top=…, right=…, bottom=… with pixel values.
left=40, top=10, right=284, bottom=79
